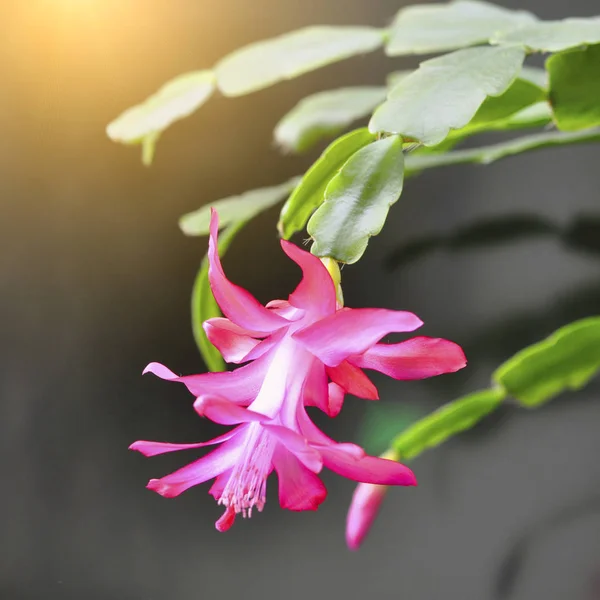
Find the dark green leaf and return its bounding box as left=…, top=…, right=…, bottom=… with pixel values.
left=493, top=317, right=600, bottom=407
left=180, top=177, right=300, bottom=236
left=370, top=46, right=526, bottom=145
left=308, top=135, right=404, bottom=264
left=392, top=388, right=506, bottom=461
left=548, top=43, right=600, bottom=131
left=191, top=221, right=247, bottom=372
left=215, top=26, right=384, bottom=97
left=274, top=86, right=386, bottom=153
left=492, top=17, right=600, bottom=52
left=277, top=128, right=376, bottom=239
left=387, top=0, right=536, bottom=56
left=106, top=71, right=215, bottom=164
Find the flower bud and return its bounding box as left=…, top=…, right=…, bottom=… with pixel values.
left=346, top=449, right=399, bottom=550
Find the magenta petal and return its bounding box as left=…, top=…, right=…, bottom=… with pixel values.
left=350, top=336, right=467, bottom=380
left=293, top=307, right=423, bottom=366
left=262, top=424, right=323, bottom=473
left=327, top=382, right=345, bottom=417
left=302, top=360, right=330, bottom=414
left=208, top=468, right=232, bottom=500
left=346, top=482, right=388, bottom=550
left=326, top=361, right=379, bottom=400
left=208, top=209, right=287, bottom=333
left=129, top=428, right=239, bottom=456
left=143, top=356, right=269, bottom=404
left=194, top=395, right=269, bottom=425
left=203, top=318, right=262, bottom=363
left=273, top=446, right=327, bottom=511
left=146, top=436, right=242, bottom=498
left=280, top=240, right=336, bottom=316
left=320, top=445, right=417, bottom=486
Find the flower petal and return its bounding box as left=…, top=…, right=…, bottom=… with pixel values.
left=193, top=395, right=269, bottom=425
left=273, top=446, right=328, bottom=511
left=350, top=336, right=467, bottom=380
left=146, top=435, right=242, bottom=498
left=327, top=382, right=345, bottom=418
left=143, top=355, right=270, bottom=404
left=263, top=424, right=323, bottom=473
left=319, top=445, right=417, bottom=486
left=326, top=361, right=379, bottom=400
left=346, top=482, right=388, bottom=551
left=208, top=208, right=288, bottom=333
left=280, top=240, right=336, bottom=316
left=208, top=468, right=232, bottom=500
left=129, top=428, right=239, bottom=456
left=203, top=318, right=262, bottom=363
left=294, top=308, right=423, bottom=366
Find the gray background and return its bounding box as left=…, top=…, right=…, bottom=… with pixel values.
left=1, top=0, right=599, bottom=599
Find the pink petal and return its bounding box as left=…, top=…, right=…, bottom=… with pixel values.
left=208, top=468, right=232, bottom=500
left=272, top=446, right=328, bottom=511
left=346, top=483, right=388, bottom=550
left=143, top=356, right=269, bottom=404
left=293, top=308, right=423, bottom=367
left=193, top=395, right=269, bottom=425
left=280, top=240, right=336, bottom=316
left=203, top=318, right=262, bottom=363
left=302, top=360, right=331, bottom=414
left=146, top=436, right=242, bottom=498
left=295, top=406, right=364, bottom=460
left=327, top=382, right=345, bottom=417
left=129, top=428, right=239, bottom=456
left=262, top=424, right=323, bottom=473
left=326, top=361, right=379, bottom=400
left=350, top=336, right=467, bottom=380
left=208, top=209, right=288, bottom=333
left=319, top=445, right=417, bottom=486
left=266, top=299, right=304, bottom=320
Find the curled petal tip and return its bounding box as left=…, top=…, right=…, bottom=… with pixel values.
left=215, top=506, right=236, bottom=532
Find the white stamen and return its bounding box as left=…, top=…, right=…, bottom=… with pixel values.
left=218, top=423, right=275, bottom=518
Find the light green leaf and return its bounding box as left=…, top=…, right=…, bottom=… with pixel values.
left=492, top=17, right=600, bottom=52
left=180, top=177, right=301, bottom=237
left=392, top=388, right=506, bottom=461
left=308, top=135, right=404, bottom=264
left=191, top=221, right=247, bottom=372
left=548, top=43, right=600, bottom=131
left=386, top=70, right=411, bottom=89
left=493, top=317, right=600, bottom=407
left=387, top=0, right=536, bottom=56
left=215, top=26, right=384, bottom=97
left=470, top=77, right=545, bottom=125
left=370, top=46, right=526, bottom=145
left=274, top=86, right=387, bottom=153
left=405, top=127, right=600, bottom=174
left=106, top=71, right=215, bottom=164
left=278, top=128, right=376, bottom=239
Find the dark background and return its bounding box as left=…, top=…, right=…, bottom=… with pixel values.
left=2, top=1, right=599, bottom=599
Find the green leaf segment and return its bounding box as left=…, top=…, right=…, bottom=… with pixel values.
left=389, top=317, right=600, bottom=462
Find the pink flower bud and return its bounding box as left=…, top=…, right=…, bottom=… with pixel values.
left=346, top=482, right=389, bottom=550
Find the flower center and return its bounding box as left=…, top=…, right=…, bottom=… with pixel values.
left=216, top=423, right=275, bottom=528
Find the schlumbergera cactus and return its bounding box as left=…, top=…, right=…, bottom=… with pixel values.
left=109, top=1, right=600, bottom=548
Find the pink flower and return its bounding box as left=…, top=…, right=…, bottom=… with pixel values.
left=130, top=209, right=466, bottom=531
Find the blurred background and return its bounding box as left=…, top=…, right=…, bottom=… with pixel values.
left=1, top=0, right=599, bottom=598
